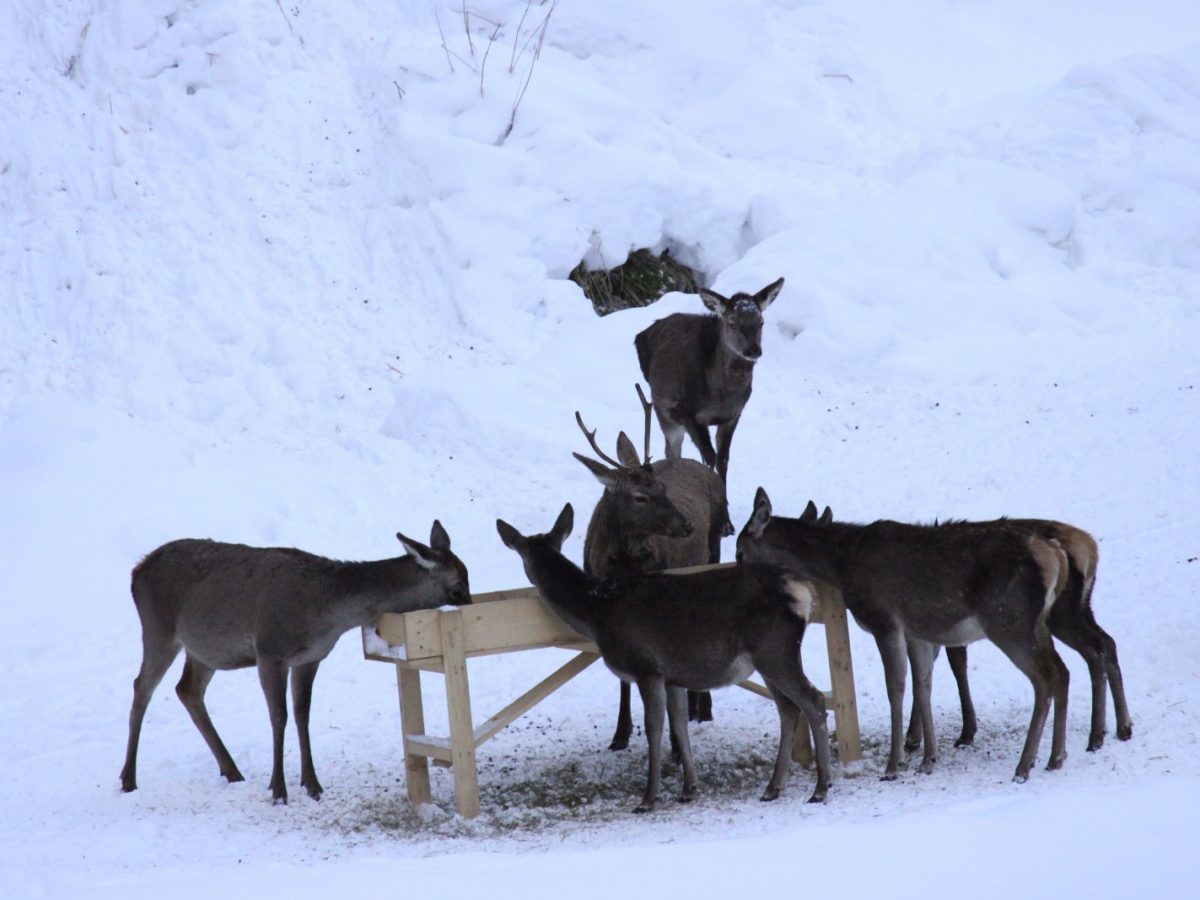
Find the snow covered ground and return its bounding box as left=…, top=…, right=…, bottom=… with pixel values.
left=3, top=1, right=1199, bottom=896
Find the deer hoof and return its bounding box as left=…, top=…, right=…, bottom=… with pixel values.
left=1117, top=724, right=1133, bottom=741
left=760, top=786, right=780, bottom=802
left=904, top=738, right=921, bottom=753
left=880, top=771, right=899, bottom=783
left=1046, top=756, right=1066, bottom=772
left=807, top=790, right=827, bottom=804
left=223, top=771, right=246, bottom=784
left=954, top=736, right=975, bottom=748
left=272, top=794, right=289, bottom=806
left=306, top=786, right=323, bottom=801
left=633, top=801, right=655, bottom=814
left=1012, top=771, right=1029, bottom=784
left=608, top=738, right=630, bottom=752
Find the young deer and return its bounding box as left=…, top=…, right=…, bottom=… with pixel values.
left=634, top=277, right=784, bottom=485
left=120, top=522, right=470, bottom=804
left=904, top=518, right=1131, bottom=755
left=737, top=490, right=1070, bottom=783
left=497, top=504, right=831, bottom=812
left=574, top=385, right=728, bottom=749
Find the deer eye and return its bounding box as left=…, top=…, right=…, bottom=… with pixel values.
left=633, top=494, right=649, bottom=504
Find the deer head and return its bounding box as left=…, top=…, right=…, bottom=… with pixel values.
left=700, top=277, right=785, bottom=362
left=573, top=385, right=693, bottom=539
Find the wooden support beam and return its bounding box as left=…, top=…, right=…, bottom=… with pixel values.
left=396, top=665, right=431, bottom=805
left=472, top=651, right=599, bottom=748
left=440, top=609, right=481, bottom=819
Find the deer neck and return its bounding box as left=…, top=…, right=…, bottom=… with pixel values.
left=334, top=557, right=435, bottom=624
left=711, top=337, right=756, bottom=387
left=522, top=548, right=600, bottom=641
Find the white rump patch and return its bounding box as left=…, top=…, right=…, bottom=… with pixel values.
left=781, top=576, right=814, bottom=621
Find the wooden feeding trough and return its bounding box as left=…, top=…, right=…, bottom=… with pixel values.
left=362, top=563, right=861, bottom=818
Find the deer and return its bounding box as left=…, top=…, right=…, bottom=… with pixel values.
left=573, top=385, right=729, bottom=750
left=903, top=518, right=1131, bottom=755
left=496, top=503, right=831, bottom=812
left=120, top=522, right=470, bottom=804
left=737, top=489, right=1071, bottom=783
left=634, top=276, right=784, bottom=487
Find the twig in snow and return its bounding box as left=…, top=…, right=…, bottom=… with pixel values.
left=273, top=0, right=304, bottom=48
left=500, top=0, right=557, bottom=143
left=479, top=23, right=502, bottom=97
left=462, top=1, right=475, bottom=59
left=508, top=0, right=535, bottom=73
left=435, top=9, right=455, bottom=72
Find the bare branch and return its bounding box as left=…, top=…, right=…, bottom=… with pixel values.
left=435, top=9, right=455, bottom=72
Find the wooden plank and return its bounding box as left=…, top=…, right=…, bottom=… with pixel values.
left=821, top=587, right=862, bottom=764
left=473, top=651, right=599, bottom=748
left=404, top=734, right=453, bottom=764
left=377, top=595, right=588, bottom=663
left=396, top=665, right=431, bottom=805
left=440, top=609, right=481, bottom=819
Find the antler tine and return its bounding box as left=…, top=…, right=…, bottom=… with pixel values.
left=574, top=410, right=625, bottom=469
left=635, top=383, right=653, bottom=465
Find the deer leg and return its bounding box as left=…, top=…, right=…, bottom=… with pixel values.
left=656, top=409, right=686, bottom=460
left=666, top=686, right=697, bottom=802
left=875, top=629, right=909, bottom=780
left=1048, top=617, right=1109, bottom=751
left=714, top=416, right=740, bottom=485
left=1103, top=630, right=1133, bottom=741
left=635, top=676, right=667, bottom=813
left=990, top=630, right=1055, bottom=782
left=120, top=633, right=182, bottom=793
left=257, top=658, right=290, bottom=804
left=761, top=688, right=799, bottom=802
left=175, top=654, right=244, bottom=785
left=904, top=645, right=937, bottom=752
left=681, top=418, right=718, bottom=469
left=290, top=661, right=323, bottom=800
left=1046, top=640, right=1070, bottom=771
left=688, top=690, right=713, bottom=723
left=758, top=662, right=831, bottom=803
left=609, top=681, right=633, bottom=751
left=947, top=645, right=977, bottom=747
left=907, top=639, right=938, bottom=774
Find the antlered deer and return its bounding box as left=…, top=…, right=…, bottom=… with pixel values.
left=497, top=504, right=831, bottom=812
left=737, top=490, right=1071, bottom=783
left=635, top=277, right=784, bottom=485
left=904, top=518, right=1131, bottom=755
left=120, top=523, right=470, bottom=803
left=573, top=386, right=728, bottom=748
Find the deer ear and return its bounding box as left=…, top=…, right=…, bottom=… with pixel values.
left=549, top=503, right=574, bottom=548
left=573, top=453, right=620, bottom=488
left=429, top=519, right=451, bottom=552
left=745, top=489, right=772, bottom=538
left=800, top=500, right=819, bottom=523
left=699, top=288, right=729, bottom=314
left=397, top=532, right=438, bottom=569
left=819, top=506, right=833, bottom=525
left=754, top=277, right=785, bottom=310
left=495, top=519, right=525, bottom=552
left=615, top=432, right=641, bottom=468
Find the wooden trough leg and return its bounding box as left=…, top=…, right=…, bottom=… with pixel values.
left=823, top=593, right=862, bottom=764
left=440, top=608, right=481, bottom=819
left=396, top=664, right=432, bottom=806
left=792, top=715, right=815, bottom=767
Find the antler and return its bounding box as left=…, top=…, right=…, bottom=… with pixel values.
left=635, top=383, right=653, bottom=465
left=574, top=410, right=625, bottom=468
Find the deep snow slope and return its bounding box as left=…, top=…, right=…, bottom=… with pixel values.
left=2, top=1, right=1199, bottom=897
